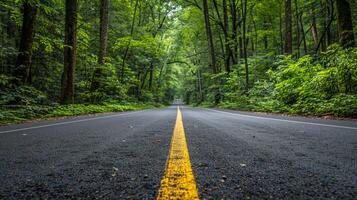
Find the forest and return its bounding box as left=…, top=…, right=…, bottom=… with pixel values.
left=0, top=0, right=356, bottom=124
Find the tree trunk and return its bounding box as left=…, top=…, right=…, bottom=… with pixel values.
left=284, top=0, right=293, bottom=54
left=326, top=0, right=334, bottom=46
left=229, top=0, right=238, bottom=65
left=149, top=63, right=154, bottom=90
left=242, top=0, right=249, bottom=90
left=90, top=0, right=109, bottom=100
left=335, top=0, right=355, bottom=48
left=121, top=0, right=138, bottom=82
left=311, top=5, right=319, bottom=49
left=279, top=13, right=283, bottom=54
left=61, top=0, right=78, bottom=104
left=299, top=13, right=308, bottom=54
left=15, top=1, right=37, bottom=85
left=202, top=0, right=219, bottom=104
left=294, top=0, right=300, bottom=57
left=223, top=0, right=231, bottom=73
left=202, top=0, right=217, bottom=74
left=315, top=0, right=335, bottom=53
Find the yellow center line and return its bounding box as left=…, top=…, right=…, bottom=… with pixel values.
left=157, top=106, right=199, bottom=200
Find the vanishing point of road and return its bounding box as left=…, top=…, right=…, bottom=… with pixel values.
left=0, top=106, right=356, bottom=199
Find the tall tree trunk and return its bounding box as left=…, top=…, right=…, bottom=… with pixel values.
left=320, top=0, right=327, bottom=51
left=223, top=0, right=231, bottom=73
left=230, top=0, right=238, bottom=65
left=202, top=0, right=219, bottom=104
left=284, top=0, right=293, bottom=54
left=310, top=5, right=319, bottom=49
left=279, top=11, right=284, bottom=54
left=239, top=33, right=244, bottom=58
left=242, top=0, right=249, bottom=90
left=335, top=0, right=355, bottom=48
left=326, top=0, right=334, bottom=46
left=61, top=0, right=78, bottom=104
left=315, top=0, right=335, bottom=53
left=148, top=63, right=154, bottom=90
left=121, top=0, right=138, bottom=82
left=336, top=0, right=354, bottom=92
left=299, top=13, right=308, bottom=54
left=15, top=1, right=37, bottom=85
left=90, top=0, right=109, bottom=100
left=197, top=69, right=203, bottom=103
left=294, top=0, right=300, bottom=57
left=202, top=0, right=217, bottom=74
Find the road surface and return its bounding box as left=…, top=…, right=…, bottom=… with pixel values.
left=0, top=106, right=356, bottom=199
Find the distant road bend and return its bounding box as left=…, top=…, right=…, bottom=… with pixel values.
left=0, top=106, right=356, bottom=199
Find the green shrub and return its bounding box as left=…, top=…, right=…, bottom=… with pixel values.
left=217, top=45, right=357, bottom=117
left=0, top=85, right=49, bottom=105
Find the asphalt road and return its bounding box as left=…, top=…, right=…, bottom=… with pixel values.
left=0, top=106, right=356, bottom=199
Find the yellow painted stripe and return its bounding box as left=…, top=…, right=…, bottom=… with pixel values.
left=157, top=107, right=199, bottom=200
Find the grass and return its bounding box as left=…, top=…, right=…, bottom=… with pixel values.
left=0, top=102, right=163, bottom=125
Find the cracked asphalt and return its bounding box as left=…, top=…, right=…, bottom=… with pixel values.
left=0, top=106, right=356, bottom=199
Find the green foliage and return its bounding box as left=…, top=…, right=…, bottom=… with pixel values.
left=0, top=85, right=49, bottom=105
left=273, top=55, right=323, bottom=105
left=217, top=46, right=357, bottom=117
left=0, top=102, right=161, bottom=125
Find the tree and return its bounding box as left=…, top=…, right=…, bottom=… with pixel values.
left=222, top=0, right=231, bottom=73
left=15, top=1, right=38, bottom=85
left=335, top=0, right=355, bottom=48
left=310, top=4, right=318, bottom=49
left=202, top=0, right=219, bottom=104
left=90, top=0, right=110, bottom=100
left=61, top=0, right=78, bottom=104
left=241, top=0, right=249, bottom=90
left=284, top=0, right=292, bottom=54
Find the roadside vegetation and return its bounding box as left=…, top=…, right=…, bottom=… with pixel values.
left=0, top=102, right=161, bottom=125
left=0, top=0, right=356, bottom=124
left=0, top=99, right=160, bottom=125
left=213, top=46, right=357, bottom=117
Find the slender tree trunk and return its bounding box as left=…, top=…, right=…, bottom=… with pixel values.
left=223, top=0, right=231, bottom=73
left=15, top=1, right=37, bottom=85
left=326, top=0, right=333, bottom=46
left=263, top=20, right=268, bottom=50
left=335, top=0, right=355, bottom=48
left=197, top=69, right=203, bottom=103
left=315, top=1, right=335, bottom=53
left=242, top=0, right=249, bottom=90
left=279, top=11, right=284, bottom=54
left=140, top=67, right=149, bottom=90
left=90, top=0, right=109, bottom=100
left=148, top=63, right=154, bottom=90
left=121, top=0, right=138, bottom=82
left=230, top=0, right=238, bottom=65
left=61, top=0, right=78, bottom=104
left=311, top=5, right=319, bottom=49
left=98, top=0, right=109, bottom=65
left=284, top=0, right=293, bottom=54
left=202, top=0, right=217, bottom=74
left=279, top=14, right=284, bottom=54
left=299, top=12, right=307, bottom=54
left=252, top=13, right=258, bottom=56
left=202, top=0, right=219, bottom=104
left=294, top=0, right=300, bottom=57
left=320, top=0, right=327, bottom=51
